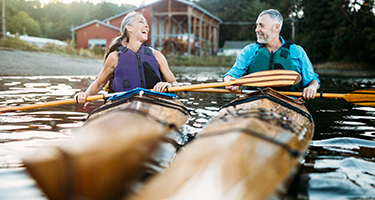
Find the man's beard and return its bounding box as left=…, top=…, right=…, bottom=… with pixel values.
left=256, top=30, right=276, bottom=44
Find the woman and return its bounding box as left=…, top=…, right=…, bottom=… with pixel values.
left=75, top=11, right=178, bottom=105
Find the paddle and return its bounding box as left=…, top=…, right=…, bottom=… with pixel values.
left=0, top=70, right=301, bottom=113
left=166, top=69, right=301, bottom=92
left=187, top=88, right=375, bottom=107
left=0, top=94, right=109, bottom=113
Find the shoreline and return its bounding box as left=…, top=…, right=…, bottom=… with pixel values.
left=0, top=48, right=373, bottom=77
left=0, top=48, right=103, bottom=76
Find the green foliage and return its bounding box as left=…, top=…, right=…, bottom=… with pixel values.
left=7, top=11, right=42, bottom=36
left=79, top=48, right=96, bottom=58
left=2, top=0, right=375, bottom=67
left=64, top=45, right=77, bottom=55
left=166, top=55, right=236, bottom=67
left=41, top=42, right=67, bottom=54
left=92, top=45, right=104, bottom=56
left=296, top=0, right=337, bottom=63
left=195, top=0, right=375, bottom=67
left=195, top=0, right=299, bottom=46
left=331, top=0, right=375, bottom=65
left=363, top=26, right=375, bottom=61
left=0, top=35, right=39, bottom=51
left=0, top=35, right=102, bottom=59
left=1, top=0, right=135, bottom=41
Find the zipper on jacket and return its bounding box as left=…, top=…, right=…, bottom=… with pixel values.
left=136, top=53, right=145, bottom=88
left=269, top=51, right=275, bottom=70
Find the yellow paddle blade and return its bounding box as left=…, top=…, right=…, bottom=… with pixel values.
left=343, top=89, right=375, bottom=107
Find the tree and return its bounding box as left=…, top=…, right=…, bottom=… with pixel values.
left=194, top=0, right=299, bottom=46
left=296, top=0, right=337, bottom=63
left=330, top=0, right=375, bottom=65
left=297, top=0, right=375, bottom=66
left=8, top=11, right=41, bottom=36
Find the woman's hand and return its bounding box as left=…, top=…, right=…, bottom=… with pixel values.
left=153, top=82, right=172, bottom=92
left=74, top=92, right=90, bottom=107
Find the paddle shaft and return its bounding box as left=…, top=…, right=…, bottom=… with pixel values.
left=0, top=80, right=289, bottom=113
left=0, top=70, right=301, bottom=112
left=0, top=94, right=106, bottom=112
left=189, top=88, right=346, bottom=99
left=190, top=88, right=375, bottom=107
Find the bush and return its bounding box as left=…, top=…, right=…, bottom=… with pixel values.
left=79, top=48, right=96, bottom=57
left=0, top=35, right=39, bottom=51
left=92, top=45, right=104, bottom=56
left=165, top=55, right=237, bottom=67
left=65, top=45, right=77, bottom=55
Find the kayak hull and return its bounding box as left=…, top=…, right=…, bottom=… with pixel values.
left=129, top=88, right=314, bottom=200
left=22, top=92, right=189, bottom=200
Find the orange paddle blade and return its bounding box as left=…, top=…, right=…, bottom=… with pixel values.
left=343, top=89, right=375, bottom=107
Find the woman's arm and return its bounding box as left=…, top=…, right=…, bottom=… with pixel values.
left=74, top=52, right=118, bottom=105
left=153, top=50, right=178, bottom=92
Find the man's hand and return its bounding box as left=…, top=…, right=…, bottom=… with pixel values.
left=224, top=75, right=240, bottom=92
left=300, top=80, right=319, bottom=100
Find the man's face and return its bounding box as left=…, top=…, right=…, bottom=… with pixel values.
left=255, top=14, right=277, bottom=44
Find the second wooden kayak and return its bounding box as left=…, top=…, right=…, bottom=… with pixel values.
left=128, top=87, right=314, bottom=200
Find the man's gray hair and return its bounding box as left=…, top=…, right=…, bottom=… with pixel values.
left=259, top=9, right=283, bottom=32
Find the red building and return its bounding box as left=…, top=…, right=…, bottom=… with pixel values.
left=72, top=0, right=222, bottom=56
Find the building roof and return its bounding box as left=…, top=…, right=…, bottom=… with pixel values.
left=17, top=34, right=67, bottom=47
left=175, top=0, right=222, bottom=23
left=72, top=19, right=120, bottom=32
left=223, top=41, right=251, bottom=49
left=103, top=0, right=222, bottom=23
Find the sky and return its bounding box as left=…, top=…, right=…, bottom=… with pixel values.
left=39, top=0, right=160, bottom=7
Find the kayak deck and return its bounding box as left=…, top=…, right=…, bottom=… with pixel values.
left=128, top=88, right=314, bottom=200
left=22, top=92, right=189, bottom=200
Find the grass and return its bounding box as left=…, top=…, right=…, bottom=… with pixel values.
left=165, top=55, right=236, bottom=67
left=314, top=62, right=372, bottom=71
left=0, top=35, right=104, bottom=59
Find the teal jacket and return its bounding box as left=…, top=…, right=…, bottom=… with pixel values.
left=224, top=36, right=320, bottom=90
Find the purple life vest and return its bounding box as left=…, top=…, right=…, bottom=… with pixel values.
left=112, top=44, right=162, bottom=92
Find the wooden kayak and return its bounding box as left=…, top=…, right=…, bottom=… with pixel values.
left=21, top=88, right=190, bottom=200
left=128, top=87, right=314, bottom=200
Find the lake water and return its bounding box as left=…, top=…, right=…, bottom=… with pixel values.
left=1, top=66, right=375, bottom=199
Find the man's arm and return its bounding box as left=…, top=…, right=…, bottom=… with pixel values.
left=223, top=44, right=258, bottom=91
left=291, top=45, right=320, bottom=100
left=301, top=80, right=319, bottom=100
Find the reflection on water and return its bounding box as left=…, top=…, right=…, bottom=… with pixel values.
left=1, top=68, right=375, bottom=199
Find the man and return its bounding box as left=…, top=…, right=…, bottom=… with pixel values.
left=224, top=9, right=320, bottom=99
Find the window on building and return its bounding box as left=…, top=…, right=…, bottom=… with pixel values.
left=88, top=39, right=107, bottom=49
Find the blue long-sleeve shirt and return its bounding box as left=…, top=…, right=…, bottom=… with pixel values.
left=224, top=36, right=320, bottom=89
